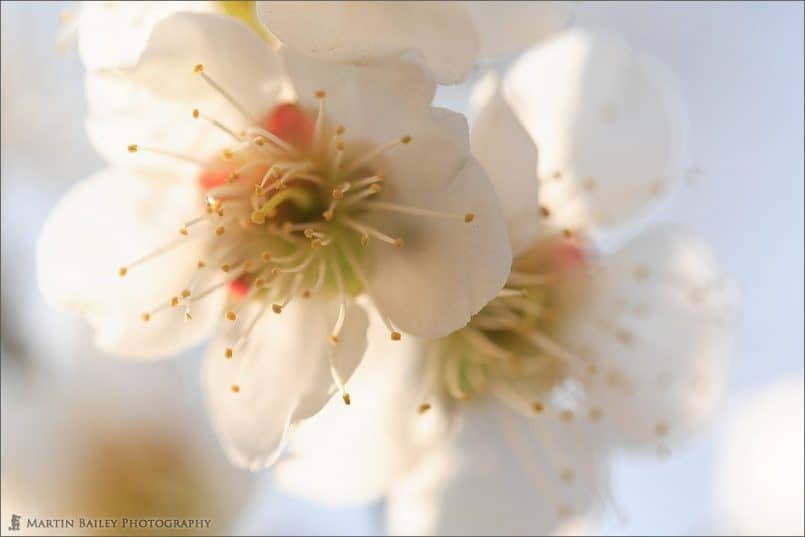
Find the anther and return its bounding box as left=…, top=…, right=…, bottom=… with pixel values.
left=224, top=347, right=233, bottom=359
left=393, top=238, right=404, bottom=249
left=192, top=108, right=200, bottom=119
left=193, top=64, right=204, bottom=73
left=221, top=264, right=231, bottom=272
left=230, top=384, right=240, bottom=393
left=272, top=304, right=282, bottom=314
left=127, top=144, right=138, bottom=153
left=226, top=311, right=237, bottom=321
left=464, top=213, right=475, bottom=223
left=418, top=403, right=431, bottom=414
left=329, top=334, right=339, bottom=345
left=140, top=313, right=150, bottom=323
left=197, top=260, right=206, bottom=269
left=342, top=393, right=351, bottom=405
left=531, top=402, right=544, bottom=414
left=179, top=227, right=189, bottom=236
left=314, top=90, right=326, bottom=99
left=170, top=296, right=180, bottom=307
left=215, top=225, right=225, bottom=236
left=391, top=331, right=402, bottom=341
left=254, top=278, right=265, bottom=289
left=261, top=251, right=271, bottom=262
left=118, top=267, right=128, bottom=277
left=401, top=135, right=412, bottom=144
left=181, top=289, right=191, bottom=298
left=540, top=205, right=551, bottom=218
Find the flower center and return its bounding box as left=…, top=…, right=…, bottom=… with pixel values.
left=420, top=238, right=587, bottom=412
left=119, top=65, right=475, bottom=395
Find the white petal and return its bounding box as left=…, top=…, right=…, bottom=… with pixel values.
left=36, top=168, right=224, bottom=358
left=504, top=29, right=689, bottom=233
left=470, top=71, right=540, bottom=256
left=556, top=227, right=736, bottom=449
left=78, top=1, right=215, bottom=71
left=281, top=48, right=470, bottom=192
left=86, top=12, right=283, bottom=167
left=203, top=298, right=369, bottom=471
left=387, top=399, right=605, bottom=536
left=365, top=157, right=512, bottom=339
left=274, top=304, right=444, bottom=505
left=259, top=1, right=480, bottom=84
left=462, top=1, right=574, bottom=59
left=715, top=377, right=804, bottom=536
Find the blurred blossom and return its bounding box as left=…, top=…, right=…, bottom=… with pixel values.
left=273, top=29, right=736, bottom=535
left=38, top=11, right=511, bottom=471
left=1, top=356, right=255, bottom=536
left=714, top=376, right=804, bottom=536
left=257, top=1, right=574, bottom=84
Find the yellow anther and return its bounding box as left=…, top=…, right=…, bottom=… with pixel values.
left=261, top=251, right=271, bottom=262
left=244, top=260, right=254, bottom=271
left=215, top=225, right=225, bottom=236
left=140, top=312, right=150, bottom=323
left=390, top=331, right=401, bottom=341
left=531, top=402, right=544, bottom=414
left=314, top=89, right=326, bottom=99
left=221, top=264, right=231, bottom=272
left=304, top=228, right=316, bottom=238
left=360, top=235, right=369, bottom=247
left=322, top=209, right=335, bottom=222
left=194, top=64, right=204, bottom=73
left=251, top=211, right=266, bottom=225
left=302, top=290, right=311, bottom=298
left=272, top=304, right=282, bottom=314
left=464, top=212, right=475, bottom=223
left=254, top=278, right=265, bottom=289
left=562, top=228, right=573, bottom=239
left=401, top=135, right=412, bottom=144
left=329, top=334, right=339, bottom=345
left=185, top=311, right=192, bottom=321
left=253, top=135, right=266, bottom=146
left=127, top=144, right=138, bottom=153
left=335, top=125, right=345, bottom=135
left=224, top=347, right=233, bottom=359
left=418, top=403, right=431, bottom=414
left=192, top=108, right=200, bottom=119
left=369, top=183, right=382, bottom=193
left=225, top=311, right=237, bottom=321
left=221, top=148, right=234, bottom=159
left=393, top=238, right=405, bottom=248
left=227, top=172, right=240, bottom=183
left=118, top=266, right=128, bottom=277
left=197, top=260, right=206, bottom=269
left=342, top=393, right=351, bottom=405
left=179, top=226, right=189, bottom=236
left=588, top=407, right=603, bottom=421
left=230, top=384, right=240, bottom=393
left=539, top=205, right=551, bottom=218
left=181, top=289, right=191, bottom=298
left=271, top=267, right=281, bottom=276
left=332, top=189, right=344, bottom=200
left=170, top=296, right=180, bottom=307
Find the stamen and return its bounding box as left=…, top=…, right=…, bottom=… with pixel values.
left=194, top=64, right=254, bottom=123
left=192, top=108, right=241, bottom=141
left=329, top=255, right=347, bottom=345
left=366, top=201, right=474, bottom=223
left=507, top=272, right=558, bottom=286
left=127, top=144, right=208, bottom=166
left=344, top=135, right=411, bottom=175
left=313, top=90, right=327, bottom=152
left=341, top=216, right=403, bottom=248
left=460, top=327, right=511, bottom=361
left=119, top=236, right=185, bottom=275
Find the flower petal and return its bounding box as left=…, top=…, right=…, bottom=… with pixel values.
left=463, top=1, right=574, bottom=59
left=365, top=157, right=512, bottom=338
left=504, top=29, right=689, bottom=233
left=78, top=1, right=216, bottom=71
left=36, top=167, right=223, bottom=358
left=555, top=227, right=736, bottom=449
left=387, top=399, right=605, bottom=536
left=470, top=71, right=540, bottom=256
left=281, top=48, right=470, bottom=192
left=258, top=1, right=480, bottom=84
left=203, top=298, right=369, bottom=471
left=86, top=12, right=284, bottom=167
left=274, top=303, right=444, bottom=505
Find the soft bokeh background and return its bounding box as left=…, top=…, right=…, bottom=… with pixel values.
left=1, top=1, right=802, bottom=535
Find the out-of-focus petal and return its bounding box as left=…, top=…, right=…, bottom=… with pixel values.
left=714, top=377, right=804, bottom=536
left=463, top=1, right=574, bottom=59
left=555, top=227, right=735, bottom=449
left=470, top=71, right=540, bottom=255
left=203, top=298, right=368, bottom=470
left=36, top=167, right=223, bottom=358
left=78, top=1, right=216, bottom=71
left=259, top=1, right=480, bottom=84
left=504, top=29, right=688, bottom=233
left=387, top=399, right=605, bottom=536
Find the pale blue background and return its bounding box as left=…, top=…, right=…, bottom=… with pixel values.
left=2, top=2, right=802, bottom=535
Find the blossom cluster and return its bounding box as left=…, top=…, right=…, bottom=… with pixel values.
left=38, top=2, right=735, bottom=534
